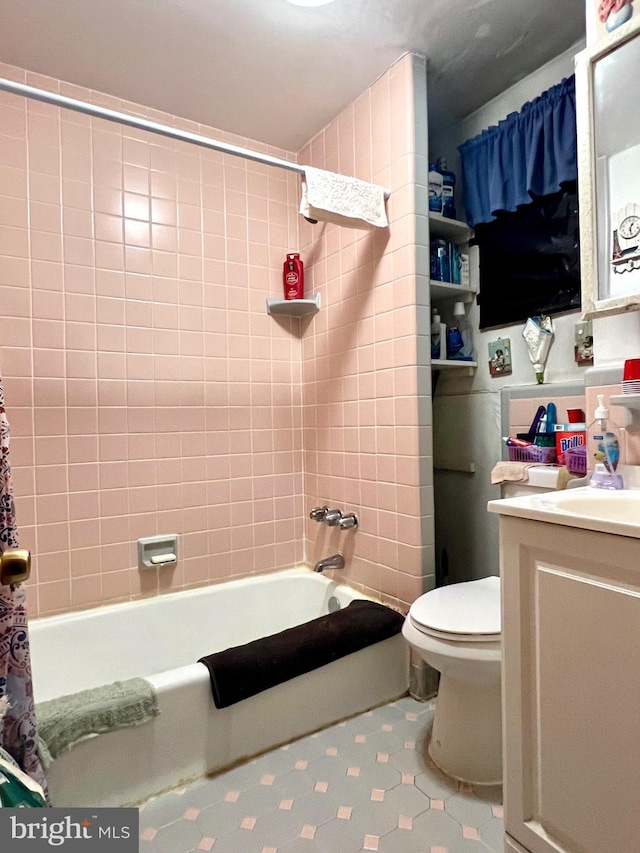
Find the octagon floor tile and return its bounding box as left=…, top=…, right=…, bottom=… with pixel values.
left=137, top=698, right=504, bottom=853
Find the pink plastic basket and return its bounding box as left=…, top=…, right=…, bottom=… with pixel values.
left=559, top=446, right=587, bottom=475
left=508, top=445, right=556, bottom=464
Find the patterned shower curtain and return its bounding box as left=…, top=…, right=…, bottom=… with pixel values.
left=0, top=373, right=47, bottom=794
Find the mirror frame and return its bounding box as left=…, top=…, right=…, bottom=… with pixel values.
left=577, top=14, right=640, bottom=319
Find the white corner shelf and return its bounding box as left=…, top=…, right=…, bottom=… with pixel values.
left=266, top=294, right=320, bottom=318
left=430, top=280, right=476, bottom=303
left=428, top=212, right=473, bottom=243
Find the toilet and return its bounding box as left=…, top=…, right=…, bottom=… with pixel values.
left=403, top=466, right=563, bottom=785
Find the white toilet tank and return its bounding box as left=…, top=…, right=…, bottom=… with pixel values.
left=501, top=465, right=565, bottom=499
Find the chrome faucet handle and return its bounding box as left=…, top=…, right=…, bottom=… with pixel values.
left=309, top=506, right=329, bottom=521
left=338, top=512, right=358, bottom=531
left=324, top=509, right=343, bottom=526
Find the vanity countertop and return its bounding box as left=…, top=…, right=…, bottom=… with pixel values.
left=488, top=485, right=640, bottom=539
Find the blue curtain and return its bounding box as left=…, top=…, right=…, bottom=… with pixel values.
left=457, top=76, right=576, bottom=228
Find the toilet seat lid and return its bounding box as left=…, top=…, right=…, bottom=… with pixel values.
left=409, top=576, right=501, bottom=637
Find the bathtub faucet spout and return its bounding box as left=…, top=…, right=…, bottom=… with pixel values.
left=313, top=553, right=345, bottom=573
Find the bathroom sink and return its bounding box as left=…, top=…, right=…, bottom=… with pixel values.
left=537, top=489, right=640, bottom=524
left=488, top=486, right=640, bottom=538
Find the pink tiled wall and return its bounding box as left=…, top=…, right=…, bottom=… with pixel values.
left=0, top=62, right=305, bottom=616
left=508, top=396, right=586, bottom=436
left=300, top=55, right=428, bottom=612
left=0, top=54, right=430, bottom=619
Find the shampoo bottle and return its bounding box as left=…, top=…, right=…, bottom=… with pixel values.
left=587, top=395, right=623, bottom=489
left=283, top=253, right=304, bottom=300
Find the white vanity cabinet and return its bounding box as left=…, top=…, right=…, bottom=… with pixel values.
left=493, top=510, right=640, bottom=853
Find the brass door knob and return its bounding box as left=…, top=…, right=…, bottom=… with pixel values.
left=0, top=549, right=31, bottom=586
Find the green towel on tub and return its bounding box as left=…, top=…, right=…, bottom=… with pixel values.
left=36, top=677, right=159, bottom=768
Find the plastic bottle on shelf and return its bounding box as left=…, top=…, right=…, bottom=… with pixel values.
left=434, top=240, right=451, bottom=282
left=446, top=301, right=474, bottom=361
left=428, top=163, right=443, bottom=213
left=449, top=243, right=461, bottom=284
left=430, top=239, right=450, bottom=281
left=431, top=309, right=447, bottom=360
left=431, top=309, right=442, bottom=359
left=436, top=157, right=456, bottom=220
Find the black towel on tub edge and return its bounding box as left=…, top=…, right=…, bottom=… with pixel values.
left=197, top=599, right=405, bottom=709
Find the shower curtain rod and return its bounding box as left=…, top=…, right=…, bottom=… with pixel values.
left=0, top=78, right=389, bottom=198
left=0, top=78, right=305, bottom=173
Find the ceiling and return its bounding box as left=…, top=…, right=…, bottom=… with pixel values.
left=0, top=0, right=585, bottom=152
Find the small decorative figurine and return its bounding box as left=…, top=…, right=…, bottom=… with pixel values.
left=598, top=0, right=633, bottom=32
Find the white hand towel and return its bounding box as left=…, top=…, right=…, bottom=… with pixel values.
left=300, top=166, right=388, bottom=229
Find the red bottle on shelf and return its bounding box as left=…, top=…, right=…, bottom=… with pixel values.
left=283, top=253, right=304, bottom=300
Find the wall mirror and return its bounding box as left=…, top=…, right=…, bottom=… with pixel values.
left=577, top=16, right=640, bottom=318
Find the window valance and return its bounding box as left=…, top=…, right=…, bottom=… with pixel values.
left=458, top=75, right=577, bottom=228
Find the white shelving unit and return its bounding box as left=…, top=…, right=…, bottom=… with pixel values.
left=428, top=212, right=473, bottom=242
left=430, top=280, right=476, bottom=304
left=429, top=212, right=476, bottom=372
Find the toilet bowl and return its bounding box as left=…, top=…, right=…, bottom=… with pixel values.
left=403, top=465, right=563, bottom=785
left=403, top=577, right=502, bottom=785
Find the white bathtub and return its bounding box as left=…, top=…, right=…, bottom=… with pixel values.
left=29, top=568, right=409, bottom=807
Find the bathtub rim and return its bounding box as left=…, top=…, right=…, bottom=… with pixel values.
left=29, top=565, right=379, bottom=630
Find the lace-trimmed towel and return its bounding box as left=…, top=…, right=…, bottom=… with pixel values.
left=300, top=166, right=388, bottom=229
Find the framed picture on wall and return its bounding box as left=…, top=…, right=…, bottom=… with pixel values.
left=488, top=339, right=512, bottom=377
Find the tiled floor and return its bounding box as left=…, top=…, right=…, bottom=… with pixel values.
left=139, top=696, right=504, bottom=853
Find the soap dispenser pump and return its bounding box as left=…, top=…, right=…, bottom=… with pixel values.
left=588, top=395, right=624, bottom=489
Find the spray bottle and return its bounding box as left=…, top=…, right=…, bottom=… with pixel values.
left=587, top=395, right=624, bottom=489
